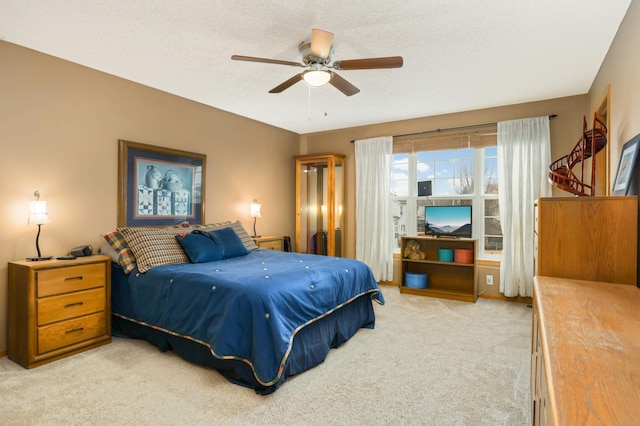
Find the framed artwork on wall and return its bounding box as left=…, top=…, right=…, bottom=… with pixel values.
left=118, top=140, right=206, bottom=226
left=612, top=133, right=640, bottom=196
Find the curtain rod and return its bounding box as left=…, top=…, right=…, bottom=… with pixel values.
left=350, top=114, right=557, bottom=142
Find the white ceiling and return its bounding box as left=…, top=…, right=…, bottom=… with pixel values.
left=0, top=1, right=632, bottom=134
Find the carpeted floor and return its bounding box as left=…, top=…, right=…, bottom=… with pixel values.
left=0, top=287, right=532, bottom=425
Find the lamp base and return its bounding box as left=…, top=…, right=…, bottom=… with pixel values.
left=26, top=256, right=53, bottom=261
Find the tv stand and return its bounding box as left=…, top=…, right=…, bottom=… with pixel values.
left=400, top=236, right=477, bottom=302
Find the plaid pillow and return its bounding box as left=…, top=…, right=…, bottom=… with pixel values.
left=103, top=223, right=193, bottom=273
left=193, top=220, right=258, bottom=251
left=118, top=227, right=190, bottom=273
left=103, top=230, right=137, bottom=274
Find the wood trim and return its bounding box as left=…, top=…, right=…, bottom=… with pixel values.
left=480, top=293, right=532, bottom=304
left=0, top=350, right=7, bottom=357
left=595, top=84, right=611, bottom=195
left=477, top=259, right=500, bottom=267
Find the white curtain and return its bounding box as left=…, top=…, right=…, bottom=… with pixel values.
left=355, top=136, right=394, bottom=282
left=498, top=116, right=551, bottom=297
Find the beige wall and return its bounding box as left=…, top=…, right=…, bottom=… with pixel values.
left=0, top=41, right=299, bottom=352
left=590, top=0, right=640, bottom=170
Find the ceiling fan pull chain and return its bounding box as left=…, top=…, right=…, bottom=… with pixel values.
left=308, top=85, right=312, bottom=121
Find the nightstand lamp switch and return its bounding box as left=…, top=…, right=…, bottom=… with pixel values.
left=26, top=190, right=52, bottom=261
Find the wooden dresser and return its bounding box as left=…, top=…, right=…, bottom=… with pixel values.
left=534, top=196, right=637, bottom=285
left=8, top=255, right=111, bottom=368
left=532, top=276, right=640, bottom=425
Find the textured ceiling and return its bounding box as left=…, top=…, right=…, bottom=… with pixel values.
left=0, top=0, right=632, bottom=134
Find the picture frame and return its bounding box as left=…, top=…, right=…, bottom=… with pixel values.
left=118, top=140, right=206, bottom=227
left=612, top=133, right=640, bottom=196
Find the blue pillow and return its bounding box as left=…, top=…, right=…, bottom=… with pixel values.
left=211, top=227, right=248, bottom=259
left=176, top=232, right=224, bottom=263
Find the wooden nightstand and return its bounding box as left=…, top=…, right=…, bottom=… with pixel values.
left=8, top=255, right=112, bottom=369
left=252, top=236, right=284, bottom=251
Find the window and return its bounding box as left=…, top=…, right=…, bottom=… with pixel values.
left=391, top=136, right=502, bottom=259
left=483, top=147, right=502, bottom=254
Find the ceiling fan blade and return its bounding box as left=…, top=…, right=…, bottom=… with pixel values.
left=311, top=29, right=334, bottom=59
left=333, top=56, right=403, bottom=70
left=269, top=74, right=304, bottom=93
left=231, top=55, right=303, bottom=67
left=329, top=72, right=360, bottom=96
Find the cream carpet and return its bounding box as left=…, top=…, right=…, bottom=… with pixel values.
left=0, top=288, right=532, bottom=425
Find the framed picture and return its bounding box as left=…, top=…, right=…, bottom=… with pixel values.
left=118, top=140, right=206, bottom=226
left=612, top=133, right=640, bottom=196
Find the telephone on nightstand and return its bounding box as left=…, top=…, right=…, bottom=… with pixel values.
left=69, top=245, right=93, bottom=257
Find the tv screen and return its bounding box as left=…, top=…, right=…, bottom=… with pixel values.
left=425, top=205, right=472, bottom=238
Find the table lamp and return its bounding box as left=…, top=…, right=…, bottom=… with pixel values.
left=27, top=191, right=52, bottom=261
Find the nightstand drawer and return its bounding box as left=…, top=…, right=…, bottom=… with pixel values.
left=38, top=312, right=106, bottom=354
left=252, top=236, right=284, bottom=251
left=259, top=239, right=283, bottom=250
left=37, top=263, right=106, bottom=297
left=37, top=288, right=106, bottom=326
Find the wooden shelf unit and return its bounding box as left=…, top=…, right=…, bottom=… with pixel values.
left=400, top=236, right=477, bottom=303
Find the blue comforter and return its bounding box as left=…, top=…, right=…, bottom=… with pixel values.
left=113, top=250, right=384, bottom=387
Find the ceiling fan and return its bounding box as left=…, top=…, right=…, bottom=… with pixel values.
left=231, top=29, right=403, bottom=96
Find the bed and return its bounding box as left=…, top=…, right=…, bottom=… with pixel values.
left=104, top=222, right=384, bottom=394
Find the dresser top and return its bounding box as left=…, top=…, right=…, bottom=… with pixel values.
left=9, top=255, right=110, bottom=269
left=534, top=276, right=640, bottom=425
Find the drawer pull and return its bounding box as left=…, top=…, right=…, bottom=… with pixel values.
left=64, top=276, right=84, bottom=282
left=64, top=301, right=84, bottom=309
left=65, top=327, right=84, bottom=334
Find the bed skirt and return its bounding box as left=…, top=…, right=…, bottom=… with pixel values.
left=112, top=292, right=375, bottom=394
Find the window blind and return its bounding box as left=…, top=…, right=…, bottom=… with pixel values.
left=393, top=125, right=497, bottom=153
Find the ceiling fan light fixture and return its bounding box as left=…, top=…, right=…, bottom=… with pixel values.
left=232, top=28, right=402, bottom=96
left=302, top=69, right=331, bottom=87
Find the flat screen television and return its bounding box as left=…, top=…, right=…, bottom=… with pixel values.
left=424, top=205, right=472, bottom=238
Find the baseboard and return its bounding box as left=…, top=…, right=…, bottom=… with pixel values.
left=480, top=293, right=532, bottom=304
left=0, top=349, right=7, bottom=357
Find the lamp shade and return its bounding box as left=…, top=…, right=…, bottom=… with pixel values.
left=249, top=201, right=262, bottom=218
left=29, top=200, right=49, bottom=225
